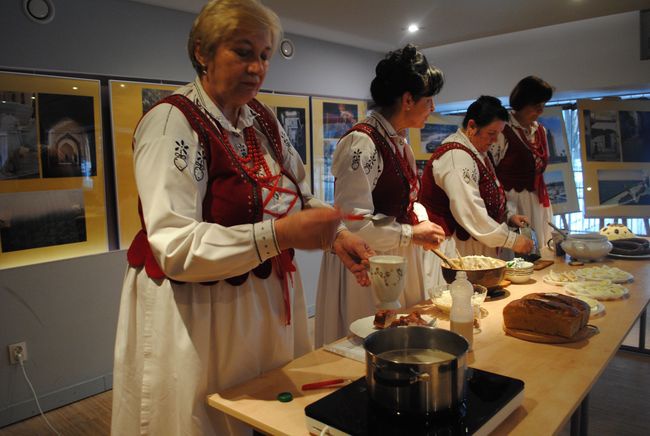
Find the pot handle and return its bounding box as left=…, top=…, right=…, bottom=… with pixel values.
left=373, top=366, right=430, bottom=387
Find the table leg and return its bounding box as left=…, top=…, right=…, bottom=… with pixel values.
left=580, top=395, right=589, bottom=436
left=570, top=394, right=589, bottom=436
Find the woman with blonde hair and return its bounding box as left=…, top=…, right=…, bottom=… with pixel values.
left=111, top=1, right=372, bottom=434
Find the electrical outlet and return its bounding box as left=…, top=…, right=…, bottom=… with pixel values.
left=8, top=342, right=28, bottom=365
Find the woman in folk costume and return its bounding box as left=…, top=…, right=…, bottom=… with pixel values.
left=419, top=96, right=534, bottom=263
left=490, top=76, right=554, bottom=248
left=315, top=44, right=447, bottom=347
left=111, top=1, right=373, bottom=434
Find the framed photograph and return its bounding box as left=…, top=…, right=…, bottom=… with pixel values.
left=109, top=80, right=179, bottom=249
left=311, top=97, right=367, bottom=204
left=538, top=106, right=579, bottom=214
left=0, top=71, right=107, bottom=269
left=578, top=98, right=650, bottom=217
left=408, top=114, right=462, bottom=161
left=256, top=92, right=311, bottom=189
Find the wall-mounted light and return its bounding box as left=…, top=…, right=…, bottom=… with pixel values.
left=279, top=39, right=295, bottom=59
left=407, top=24, right=419, bottom=33
left=23, top=0, right=55, bottom=24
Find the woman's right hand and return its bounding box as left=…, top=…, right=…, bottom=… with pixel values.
left=512, top=235, right=534, bottom=254
left=274, top=208, right=341, bottom=251
left=412, top=220, right=446, bottom=250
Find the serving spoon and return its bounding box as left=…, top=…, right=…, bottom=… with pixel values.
left=548, top=221, right=569, bottom=239
left=431, top=248, right=460, bottom=270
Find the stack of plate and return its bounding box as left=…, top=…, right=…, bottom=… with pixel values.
left=504, top=260, right=534, bottom=284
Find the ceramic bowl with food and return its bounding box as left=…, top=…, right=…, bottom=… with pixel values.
left=440, top=255, right=506, bottom=290
left=504, top=258, right=534, bottom=283
left=560, top=233, right=612, bottom=262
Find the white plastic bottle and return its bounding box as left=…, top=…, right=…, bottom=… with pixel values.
left=450, top=271, right=474, bottom=349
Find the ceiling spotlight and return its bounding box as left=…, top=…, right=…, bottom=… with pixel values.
left=407, top=24, right=419, bottom=33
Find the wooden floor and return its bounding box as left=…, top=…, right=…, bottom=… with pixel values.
left=2, top=322, right=649, bottom=435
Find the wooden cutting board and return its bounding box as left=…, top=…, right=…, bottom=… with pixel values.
left=533, top=259, right=554, bottom=270
left=504, top=324, right=599, bottom=344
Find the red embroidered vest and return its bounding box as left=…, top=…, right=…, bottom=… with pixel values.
left=496, top=124, right=550, bottom=206
left=337, top=123, right=418, bottom=225
left=419, top=142, right=506, bottom=241
left=126, top=95, right=301, bottom=286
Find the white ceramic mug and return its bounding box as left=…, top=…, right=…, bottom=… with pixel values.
left=368, top=255, right=407, bottom=309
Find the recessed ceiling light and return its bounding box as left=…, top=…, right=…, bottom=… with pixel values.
left=72, top=86, right=78, bottom=90
left=587, top=187, right=592, bottom=191
left=120, top=84, right=126, bottom=88
left=407, top=24, right=419, bottom=33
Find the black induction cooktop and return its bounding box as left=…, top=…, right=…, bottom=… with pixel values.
left=304, top=367, right=524, bottom=435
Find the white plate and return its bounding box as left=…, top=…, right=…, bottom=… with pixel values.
left=349, top=314, right=436, bottom=338
left=574, top=267, right=634, bottom=284
left=608, top=252, right=650, bottom=260
left=564, top=282, right=629, bottom=301
left=542, top=275, right=578, bottom=286
left=572, top=295, right=606, bottom=317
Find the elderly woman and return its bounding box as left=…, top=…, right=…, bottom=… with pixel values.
left=419, top=96, right=534, bottom=261
left=490, top=76, right=554, bottom=248
left=110, top=1, right=372, bottom=434
left=315, top=44, right=447, bottom=347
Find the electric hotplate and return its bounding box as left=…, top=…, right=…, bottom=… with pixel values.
left=305, top=367, right=524, bottom=436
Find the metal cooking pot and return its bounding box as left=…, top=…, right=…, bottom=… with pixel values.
left=363, top=326, right=469, bottom=415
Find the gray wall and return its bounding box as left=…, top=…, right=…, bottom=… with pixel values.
left=428, top=11, right=650, bottom=112
left=0, top=0, right=381, bottom=427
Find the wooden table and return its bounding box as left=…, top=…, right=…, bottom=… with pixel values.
left=207, top=254, right=650, bottom=435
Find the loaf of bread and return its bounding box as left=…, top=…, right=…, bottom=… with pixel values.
left=503, top=293, right=589, bottom=338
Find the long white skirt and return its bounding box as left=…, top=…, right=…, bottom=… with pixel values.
left=111, top=266, right=311, bottom=436
left=505, top=188, right=554, bottom=251
left=315, top=245, right=427, bottom=348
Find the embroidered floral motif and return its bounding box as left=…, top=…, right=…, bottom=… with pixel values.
left=174, top=139, right=189, bottom=171
left=351, top=148, right=361, bottom=170
left=461, top=167, right=474, bottom=184
left=363, top=149, right=377, bottom=174
left=193, top=148, right=205, bottom=181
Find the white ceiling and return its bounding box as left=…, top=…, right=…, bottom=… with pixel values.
left=127, top=0, right=650, bottom=52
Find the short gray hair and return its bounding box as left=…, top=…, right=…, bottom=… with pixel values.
left=188, top=0, right=283, bottom=76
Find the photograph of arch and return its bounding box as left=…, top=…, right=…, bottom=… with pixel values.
left=419, top=123, right=457, bottom=154
left=277, top=106, right=307, bottom=163
left=38, top=93, right=97, bottom=178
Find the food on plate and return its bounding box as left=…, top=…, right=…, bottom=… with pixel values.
left=452, top=255, right=505, bottom=270
left=503, top=293, right=589, bottom=338
left=564, top=280, right=628, bottom=300
left=572, top=295, right=600, bottom=314
left=373, top=309, right=397, bottom=329
left=609, top=238, right=650, bottom=256
left=389, top=311, right=430, bottom=327
left=574, top=265, right=632, bottom=282
left=546, top=270, right=579, bottom=283
left=599, top=223, right=635, bottom=240
left=432, top=288, right=487, bottom=312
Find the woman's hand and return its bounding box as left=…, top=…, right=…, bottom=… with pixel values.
left=332, top=230, right=375, bottom=287
left=412, top=220, right=446, bottom=250
left=275, top=208, right=341, bottom=251
left=508, top=214, right=529, bottom=228
left=512, top=234, right=534, bottom=254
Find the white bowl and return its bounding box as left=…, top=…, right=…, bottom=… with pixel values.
left=505, top=271, right=533, bottom=284
left=561, top=233, right=612, bottom=262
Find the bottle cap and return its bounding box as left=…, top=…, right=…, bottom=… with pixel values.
left=456, top=271, right=468, bottom=280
